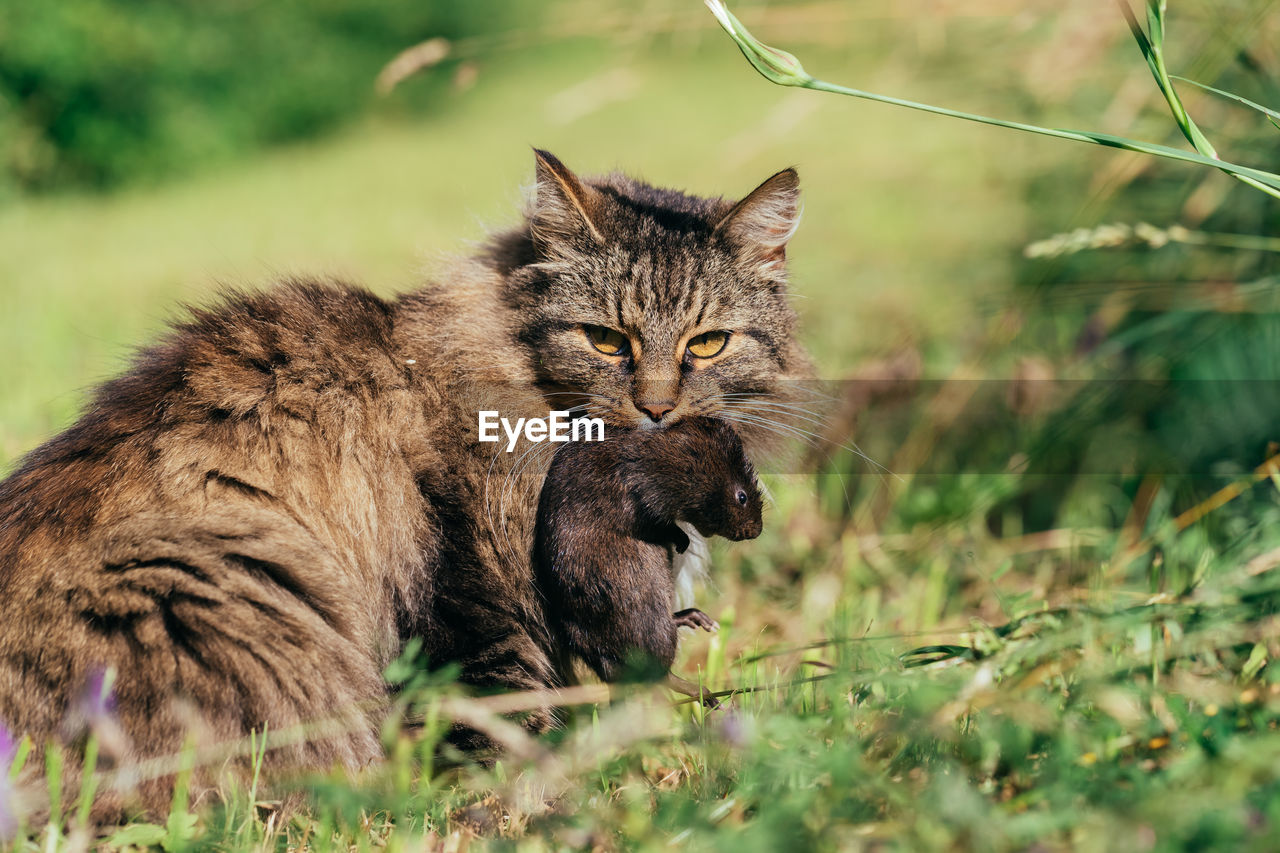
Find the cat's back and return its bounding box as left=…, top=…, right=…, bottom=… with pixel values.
left=0, top=279, right=435, bottom=780
left=0, top=278, right=412, bottom=564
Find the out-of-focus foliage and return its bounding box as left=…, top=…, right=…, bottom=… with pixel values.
left=1008, top=1, right=1280, bottom=532
left=0, top=1, right=529, bottom=195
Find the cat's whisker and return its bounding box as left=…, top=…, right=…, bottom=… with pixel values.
left=718, top=400, right=834, bottom=432
left=732, top=396, right=832, bottom=416
left=483, top=431, right=547, bottom=565
left=691, top=393, right=838, bottom=462
left=716, top=410, right=823, bottom=451
left=482, top=394, right=611, bottom=554
left=503, top=437, right=557, bottom=515
left=494, top=452, right=529, bottom=567
left=699, top=389, right=827, bottom=412
left=539, top=391, right=615, bottom=407
left=482, top=444, right=507, bottom=551
left=497, top=437, right=561, bottom=569
left=717, top=386, right=840, bottom=405
left=717, top=403, right=849, bottom=459
left=719, top=402, right=896, bottom=480
left=514, top=442, right=566, bottom=561
left=716, top=411, right=859, bottom=507
left=496, top=441, right=543, bottom=565
left=718, top=409, right=887, bottom=494
left=712, top=394, right=834, bottom=420
left=716, top=401, right=828, bottom=436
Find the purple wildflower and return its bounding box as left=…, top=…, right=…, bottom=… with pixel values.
left=716, top=710, right=755, bottom=749
left=0, top=722, right=15, bottom=770
left=82, top=667, right=118, bottom=723
left=0, top=722, right=15, bottom=841
left=71, top=666, right=131, bottom=762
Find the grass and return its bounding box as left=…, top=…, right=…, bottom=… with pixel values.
left=4, top=1, right=1280, bottom=850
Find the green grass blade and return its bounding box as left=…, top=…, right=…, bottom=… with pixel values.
left=1145, top=0, right=1165, bottom=51
left=705, top=0, right=1280, bottom=200
left=1114, top=1, right=1279, bottom=200
left=6, top=736, right=32, bottom=783
left=74, top=736, right=100, bottom=829
left=44, top=744, right=62, bottom=832
left=1118, top=0, right=1216, bottom=156
left=1172, top=75, right=1280, bottom=123
left=164, top=741, right=198, bottom=853
left=801, top=78, right=1280, bottom=193
left=108, top=824, right=169, bottom=848
left=1119, top=0, right=1159, bottom=75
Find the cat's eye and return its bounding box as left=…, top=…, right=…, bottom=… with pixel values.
left=687, top=330, right=730, bottom=359
left=584, top=324, right=629, bottom=356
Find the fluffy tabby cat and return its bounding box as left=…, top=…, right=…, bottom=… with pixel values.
left=0, top=150, right=808, bottom=816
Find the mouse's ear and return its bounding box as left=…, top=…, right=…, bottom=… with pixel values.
left=531, top=148, right=605, bottom=248
left=712, top=167, right=800, bottom=278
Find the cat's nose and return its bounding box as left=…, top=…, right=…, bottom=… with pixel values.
left=638, top=401, right=675, bottom=422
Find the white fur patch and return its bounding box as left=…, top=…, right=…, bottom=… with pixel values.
left=672, top=520, right=711, bottom=611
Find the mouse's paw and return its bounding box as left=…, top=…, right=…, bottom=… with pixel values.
left=673, top=608, right=719, bottom=632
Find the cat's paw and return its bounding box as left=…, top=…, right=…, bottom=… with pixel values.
left=673, top=608, right=719, bottom=632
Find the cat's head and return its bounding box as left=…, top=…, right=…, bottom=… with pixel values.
left=502, top=149, right=809, bottom=433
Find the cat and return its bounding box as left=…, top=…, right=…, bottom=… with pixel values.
left=0, top=149, right=809, bottom=818
left=534, top=417, right=763, bottom=691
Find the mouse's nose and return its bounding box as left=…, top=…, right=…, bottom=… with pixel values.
left=638, top=401, right=675, bottom=422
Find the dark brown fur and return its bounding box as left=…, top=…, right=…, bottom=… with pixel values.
left=533, top=418, right=762, bottom=684
left=0, top=150, right=809, bottom=817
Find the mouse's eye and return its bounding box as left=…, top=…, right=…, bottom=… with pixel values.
left=736, top=489, right=749, bottom=506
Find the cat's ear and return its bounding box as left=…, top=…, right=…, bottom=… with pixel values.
left=531, top=148, right=605, bottom=246
left=713, top=168, right=800, bottom=277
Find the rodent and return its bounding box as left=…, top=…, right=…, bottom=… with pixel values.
left=533, top=416, right=763, bottom=695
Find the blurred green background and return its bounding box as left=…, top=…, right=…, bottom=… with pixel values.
left=5, top=0, right=1280, bottom=847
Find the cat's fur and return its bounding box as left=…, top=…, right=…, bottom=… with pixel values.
left=0, top=150, right=807, bottom=816
left=534, top=417, right=762, bottom=685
